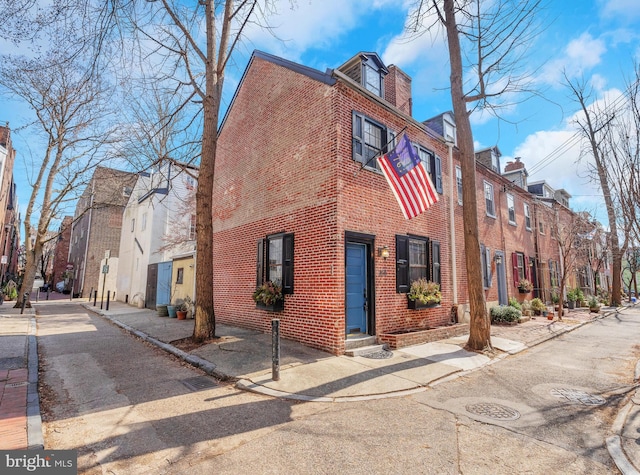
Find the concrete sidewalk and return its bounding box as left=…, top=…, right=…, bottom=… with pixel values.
left=29, top=299, right=640, bottom=473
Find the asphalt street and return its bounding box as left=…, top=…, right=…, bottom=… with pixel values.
left=35, top=302, right=640, bottom=474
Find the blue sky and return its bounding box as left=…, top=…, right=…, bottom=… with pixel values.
left=2, top=0, right=640, bottom=229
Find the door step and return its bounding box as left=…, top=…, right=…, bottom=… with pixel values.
left=345, top=344, right=388, bottom=357
left=345, top=335, right=376, bottom=350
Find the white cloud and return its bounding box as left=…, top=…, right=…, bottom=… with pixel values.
left=239, top=0, right=394, bottom=62
left=539, top=33, right=606, bottom=86
left=599, top=0, right=640, bottom=22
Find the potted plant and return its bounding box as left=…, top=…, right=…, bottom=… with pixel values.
left=517, top=279, right=533, bottom=294
left=175, top=298, right=190, bottom=320
left=588, top=296, right=600, bottom=313
left=566, top=288, right=577, bottom=309
left=253, top=281, right=284, bottom=311
left=530, top=297, right=545, bottom=316
left=407, top=278, right=442, bottom=309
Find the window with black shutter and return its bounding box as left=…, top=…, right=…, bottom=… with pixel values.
left=256, top=233, right=294, bottom=294
left=352, top=111, right=394, bottom=171
left=396, top=234, right=441, bottom=293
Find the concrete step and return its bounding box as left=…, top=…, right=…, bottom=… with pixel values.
left=345, top=344, right=388, bottom=357
left=344, top=335, right=376, bottom=350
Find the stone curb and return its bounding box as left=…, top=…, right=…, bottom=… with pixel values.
left=27, top=316, right=44, bottom=450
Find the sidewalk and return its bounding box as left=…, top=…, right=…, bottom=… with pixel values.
left=0, top=302, right=42, bottom=450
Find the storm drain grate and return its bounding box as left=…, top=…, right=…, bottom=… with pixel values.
left=465, top=402, right=521, bottom=420
left=6, top=381, right=28, bottom=388
left=181, top=376, right=217, bottom=392
left=550, top=388, right=606, bottom=406
left=361, top=350, right=394, bottom=360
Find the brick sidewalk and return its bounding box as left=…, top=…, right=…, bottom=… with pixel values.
left=0, top=367, right=29, bottom=449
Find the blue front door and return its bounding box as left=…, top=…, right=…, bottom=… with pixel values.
left=346, top=243, right=368, bottom=334
left=156, top=261, right=173, bottom=305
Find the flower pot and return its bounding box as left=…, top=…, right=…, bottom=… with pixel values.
left=590, top=307, right=600, bottom=313
left=567, top=300, right=575, bottom=309
left=256, top=300, right=284, bottom=312
left=157, top=305, right=168, bottom=317
left=167, top=305, right=177, bottom=318
left=407, top=298, right=440, bottom=310
left=176, top=310, right=187, bottom=320
left=547, top=314, right=554, bottom=320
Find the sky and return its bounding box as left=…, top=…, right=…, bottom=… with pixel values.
left=2, top=0, right=640, bottom=230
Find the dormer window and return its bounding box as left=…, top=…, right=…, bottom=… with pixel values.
left=363, top=60, right=383, bottom=97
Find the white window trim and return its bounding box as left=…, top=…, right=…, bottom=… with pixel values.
left=507, top=193, right=516, bottom=225
left=484, top=181, right=496, bottom=218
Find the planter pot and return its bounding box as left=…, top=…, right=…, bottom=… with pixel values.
left=567, top=300, right=575, bottom=309
left=518, top=289, right=530, bottom=294
left=256, top=300, right=284, bottom=312
left=176, top=310, right=187, bottom=320
left=407, top=299, right=440, bottom=310
left=547, top=315, right=554, bottom=320
left=157, top=305, right=168, bottom=317
left=590, top=307, right=600, bottom=313
left=167, top=305, right=177, bottom=318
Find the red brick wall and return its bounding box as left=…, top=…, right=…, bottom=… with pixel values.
left=214, top=56, right=455, bottom=354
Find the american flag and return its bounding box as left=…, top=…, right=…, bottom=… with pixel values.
left=378, top=133, right=439, bottom=220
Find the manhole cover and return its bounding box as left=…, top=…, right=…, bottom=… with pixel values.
left=181, top=376, right=217, bottom=392
left=6, top=381, right=28, bottom=388
left=550, top=388, right=606, bottom=405
left=361, top=350, right=393, bottom=359
left=465, top=402, right=521, bottom=420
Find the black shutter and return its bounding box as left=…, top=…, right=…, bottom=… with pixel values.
left=434, top=155, right=443, bottom=193
left=352, top=111, right=364, bottom=163
left=431, top=240, right=441, bottom=285
left=282, top=233, right=294, bottom=294
left=396, top=235, right=409, bottom=293
left=256, top=239, right=265, bottom=287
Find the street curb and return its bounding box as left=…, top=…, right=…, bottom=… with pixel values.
left=603, top=304, right=640, bottom=475
left=83, top=305, right=233, bottom=382
left=27, top=316, right=44, bottom=450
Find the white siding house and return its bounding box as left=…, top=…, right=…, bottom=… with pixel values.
left=116, top=162, right=198, bottom=308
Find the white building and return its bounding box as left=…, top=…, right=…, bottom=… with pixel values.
left=116, top=162, right=198, bottom=308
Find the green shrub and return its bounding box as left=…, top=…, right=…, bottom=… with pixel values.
left=530, top=298, right=545, bottom=312
left=566, top=288, right=577, bottom=301
left=491, top=305, right=522, bottom=323
left=508, top=297, right=521, bottom=311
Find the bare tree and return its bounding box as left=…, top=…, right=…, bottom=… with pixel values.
left=113, top=0, right=278, bottom=342
left=409, top=0, right=544, bottom=350
left=0, top=34, right=118, bottom=303
left=566, top=67, right=640, bottom=307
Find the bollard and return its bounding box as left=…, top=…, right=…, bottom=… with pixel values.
left=20, top=292, right=29, bottom=315
left=93, top=289, right=97, bottom=307
left=272, top=319, right=280, bottom=381
left=46, top=288, right=50, bottom=300
left=106, top=290, right=111, bottom=311
left=36, top=289, right=39, bottom=302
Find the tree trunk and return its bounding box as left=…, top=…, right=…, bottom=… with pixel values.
left=443, top=0, right=490, bottom=351
left=192, top=0, right=220, bottom=342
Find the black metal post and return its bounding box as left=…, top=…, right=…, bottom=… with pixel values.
left=20, top=292, right=28, bottom=315
left=93, top=289, right=97, bottom=307
left=106, top=290, right=110, bottom=311
left=271, top=319, right=280, bottom=381
left=46, top=288, right=50, bottom=300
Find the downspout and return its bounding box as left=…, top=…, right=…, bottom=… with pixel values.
left=447, top=141, right=458, bottom=306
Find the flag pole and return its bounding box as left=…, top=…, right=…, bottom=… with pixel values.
left=354, top=125, right=408, bottom=176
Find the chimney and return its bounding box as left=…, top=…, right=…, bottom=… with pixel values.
left=504, top=157, right=525, bottom=172
left=384, top=65, right=412, bottom=116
